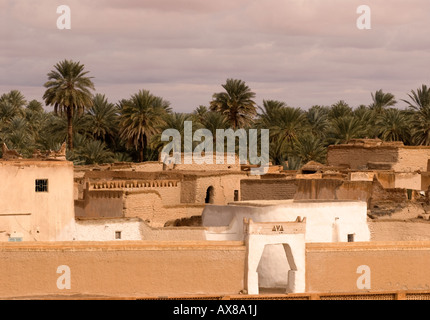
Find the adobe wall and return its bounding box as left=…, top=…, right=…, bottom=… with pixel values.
left=306, top=242, right=430, bottom=293
left=368, top=221, right=430, bottom=241
left=241, top=180, right=297, bottom=201
left=0, top=160, right=75, bottom=242
left=395, top=148, right=430, bottom=172
left=164, top=153, right=242, bottom=172
left=123, top=191, right=206, bottom=227
left=240, top=178, right=407, bottom=206
left=328, top=145, right=430, bottom=173
left=327, top=146, right=398, bottom=170
left=0, top=241, right=246, bottom=299
left=194, top=174, right=244, bottom=204
left=75, top=191, right=124, bottom=218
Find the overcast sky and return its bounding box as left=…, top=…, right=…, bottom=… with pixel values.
left=1, top=0, right=430, bottom=112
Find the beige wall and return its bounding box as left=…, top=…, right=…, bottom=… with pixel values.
left=2, top=240, right=430, bottom=297
left=0, top=241, right=246, bottom=299
left=369, top=221, right=430, bottom=242
left=240, top=178, right=408, bottom=206
left=328, top=145, right=430, bottom=173
left=241, top=180, right=297, bottom=201
left=327, top=146, right=398, bottom=170
left=306, top=242, right=430, bottom=293
left=0, top=160, right=75, bottom=242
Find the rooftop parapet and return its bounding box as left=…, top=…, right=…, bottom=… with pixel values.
left=243, top=217, right=306, bottom=235
left=88, top=179, right=180, bottom=190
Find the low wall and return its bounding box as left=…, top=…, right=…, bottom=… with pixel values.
left=240, top=178, right=408, bottom=206
left=241, top=180, right=297, bottom=201
left=306, top=242, right=430, bottom=293
left=0, top=241, right=246, bottom=299
left=369, top=221, right=430, bottom=241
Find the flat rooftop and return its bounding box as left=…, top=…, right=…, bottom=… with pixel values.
left=228, top=199, right=366, bottom=207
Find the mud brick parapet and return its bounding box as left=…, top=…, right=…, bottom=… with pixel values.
left=88, top=180, right=180, bottom=190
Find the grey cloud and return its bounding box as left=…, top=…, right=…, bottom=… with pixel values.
left=1, top=0, right=430, bottom=112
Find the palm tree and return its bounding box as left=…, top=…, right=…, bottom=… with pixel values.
left=305, top=105, right=330, bottom=139
left=85, top=94, right=119, bottom=143
left=0, top=90, right=27, bottom=110
left=370, top=90, right=397, bottom=112
left=191, top=105, right=208, bottom=125
left=210, top=79, right=257, bottom=129
left=26, top=100, right=44, bottom=113
left=0, top=116, right=34, bottom=157
left=293, top=133, right=327, bottom=164
left=402, top=85, right=430, bottom=110
left=43, top=59, right=95, bottom=151
left=73, top=139, right=114, bottom=165
left=267, top=107, right=306, bottom=145
left=119, top=89, right=170, bottom=162
left=329, top=100, right=352, bottom=120
left=402, top=85, right=430, bottom=145
left=151, top=112, right=192, bottom=154
left=327, top=116, right=366, bottom=144
left=257, top=100, right=287, bottom=128
left=376, top=108, right=411, bottom=143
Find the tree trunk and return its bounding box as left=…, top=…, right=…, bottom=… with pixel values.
left=140, top=134, right=148, bottom=162
left=67, top=107, right=74, bottom=151
left=139, top=148, right=144, bottom=162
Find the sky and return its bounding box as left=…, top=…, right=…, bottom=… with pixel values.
left=1, top=0, right=430, bottom=113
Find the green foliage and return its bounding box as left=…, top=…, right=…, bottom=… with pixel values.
left=2, top=74, right=430, bottom=166
left=210, top=79, right=257, bottom=129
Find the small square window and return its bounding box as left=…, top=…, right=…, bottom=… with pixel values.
left=35, top=179, right=48, bottom=192
left=115, top=231, right=122, bottom=240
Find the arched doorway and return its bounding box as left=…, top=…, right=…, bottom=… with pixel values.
left=257, top=244, right=297, bottom=293
left=205, top=186, right=214, bottom=204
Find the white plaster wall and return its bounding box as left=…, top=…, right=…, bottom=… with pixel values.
left=75, top=219, right=143, bottom=241
left=246, top=233, right=306, bottom=294
left=203, top=200, right=370, bottom=243
left=0, top=161, right=75, bottom=241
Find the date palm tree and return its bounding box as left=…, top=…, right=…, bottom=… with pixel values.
left=402, top=85, right=430, bottom=145
left=293, top=133, right=327, bottom=164
left=210, top=79, right=257, bottom=129
left=85, top=94, right=119, bottom=143
left=376, top=108, right=411, bottom=143
left=327, top=116, right=366, bottom=145
left=370, top=89, right=397, bottom=112
left=0, top=90, right=27, bottom=110
left=43, top=59, right=95, bottom=151
left=119, top=89, right=171, bottom=162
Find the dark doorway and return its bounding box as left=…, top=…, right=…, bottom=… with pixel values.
left=205, top=186, right=214, bottom=204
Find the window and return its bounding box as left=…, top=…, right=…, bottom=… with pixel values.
left=115, top=231, right=122, bottom=240
left=35, top=179, right=48, bottom=192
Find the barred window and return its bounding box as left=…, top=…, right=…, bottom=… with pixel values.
left=35, top=179, right=48, bottom=192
